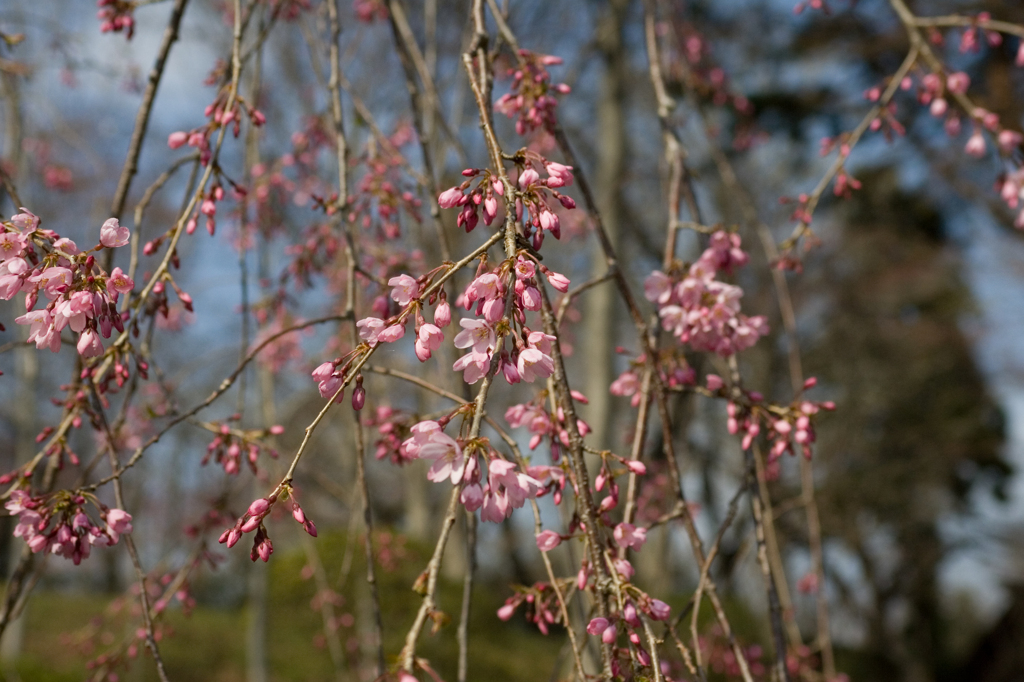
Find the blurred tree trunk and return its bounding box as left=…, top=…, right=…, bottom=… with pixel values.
left=1, top=63, right=29, bottom=673
left=583, top=0, right=629, bottom=453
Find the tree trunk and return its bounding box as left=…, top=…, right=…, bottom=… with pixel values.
left=583, top=0, right=630, bottom=452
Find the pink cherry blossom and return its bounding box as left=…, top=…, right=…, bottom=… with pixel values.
left=517, top=347, right=554, bottom=383
left=377, top=323, right=406, bottom=343
left=545, top=162, right=574, bottom=187
left=644, top=271, right=673, bottom=304
left=311, top=361, right=335, bottom=383
left=106, top=509, right=133, bottom=540
left=16, top=309, right=60, bottom=352
left=488, top=459, right=541, bottom=508
left=453, top=350, right=490, bottom=384
left=53, top=291, right=94, bottom=332
left=31, top=266, right=73, bottom=299
left=464, top=273, right=501, bottom=303
left=106, top=267, right=135, bottom=295
left=317, top=375, right=344, bottom=400
left=10, top=208, right=40, bottom=232
left=356, top=316, right=386, bottom=345
left=454, top=318, right=496, bottom=354
left=526, top=330, right=555, bottom=355
left=461, top=483, right=484, bottom=511
left=414, top=323, right=444, bottom=362
left=0, top=258, right=27, bottom=300
left=77, top=329, right=104, bottom=358
left=514, top=256, right=536, bottom=280
left=613, top=522, right=647, bottom=550
left=521, top=286, right=541, bottom=311
left=0, top=232, right=27, bottom=260
left=388, top=274, right=420, bottom=306
left=99, top=217, right=130, bottom=248
left=418, top=431, right=466, bottom=484
left=480, top=488, right=511, bottom=522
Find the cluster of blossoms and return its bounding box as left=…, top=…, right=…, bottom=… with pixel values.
left=438, top=158, right=575, bottom=250
left=449, top=253, right=571, bottom=385
left=583, top=594, right=673, bottom=676
left=348, top=149, right=422, bottom=240
left=693, top=624, right=823, bottom=681
left=362, top=405, right=417, bottom=464
left=698, top=375, right=837, bottom=475
left=496, top=582, right=569, bottom=635
left=353, top=0, right=387, bottom=23
left=201, top=420, right=285, bottom=475
left=97, top=0, right=135, bottom=39
left=6, top=490, right=132, bottom=565
left=661, top=22, right=754, bottom=130
left=401, top=420, right=545, bottom=522
left=504, top=391, right=592, bottom=460
left=311, top=339, right=370, bottom=409
left=856, top=43, right=1024, bottom=228
left=219, top=490, right=317, bottom=563
left=645, top=230, right=768, bottom=356
left=167, top=84, right=266, bottom=167
left=609, top=352, right=696, bottom=407
left=494, top=50, right=571, bottom=135
left=3, top=210, right=134, bottom=361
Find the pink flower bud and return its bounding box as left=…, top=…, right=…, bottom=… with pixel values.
left=965, top=131, right=987, bottom=158
left=434, top=300, right=452, bottom=327
left=497, top=603, right=516, bottom=620
left=226, top=528, right=242, bottom=548
left=518, top=168, right=540, bottom=188
left=535, top=530, right=561, bottom=551
left=601, top=624, right=618, bottom=644
left=247, top=498, right=270, bottom=517
left=352, top=385, right=366, bottom=410
left=586, top=617, right=610, bottom=636
left=648, top=598, right=671, bottom=621
left=947, top=71, right=970, bottom=95
left=438, top=187, right=464, bottom=209
left=77, top=329, right=104, bottom=358
left=625, top=460, right=647, bottom=475
left=613, top=558, right=635, bottom=580
left=167, top=131, right=188, bottom=149
left=624, top=602, right=640, bottom=627
left=546, top=271, right=570, bottom=292
left=998, top=130, right=1023, bottom=152
left=705, top=374, right=724, bottom=391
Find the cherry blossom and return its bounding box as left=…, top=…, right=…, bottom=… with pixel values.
left=99, top=217, right=130, bottom=248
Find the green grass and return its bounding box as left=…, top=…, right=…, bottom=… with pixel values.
left=4, top=531, right=564, bottom=681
